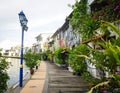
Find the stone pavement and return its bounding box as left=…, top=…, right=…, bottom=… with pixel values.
left=17, top=61, right=90, bottom=93
left=46, top=61, right=90, bottom=93
left=20, top=61, right=46, bottom=93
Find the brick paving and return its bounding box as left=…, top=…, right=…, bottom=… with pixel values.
left=20, top=61, right=46, bottom=93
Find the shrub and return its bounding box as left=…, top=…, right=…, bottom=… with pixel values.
left=0, top=54, right=9, bottom=93
left=68, top=44, right=90, bottom=73
left=54, top=47, right=69, bottom=64
left=24, top=52, right=40, bottom=68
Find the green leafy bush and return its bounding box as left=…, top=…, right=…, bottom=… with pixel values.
left=86, top=21, right=120, bottom=92
left=0, top=54, right=9, bottom=93
left=68, top=44, right=90, bottom=73
left=70, top=0, right=100, bottom=40
left=54, top=47, right=69, bottom=64
left=24, top=52, right=40, bottom=68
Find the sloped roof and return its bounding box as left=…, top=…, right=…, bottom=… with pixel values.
left=52, top=13, right=72, bottom=38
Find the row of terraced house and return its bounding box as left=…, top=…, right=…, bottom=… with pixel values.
left=33, top=0, right=120, bottom=78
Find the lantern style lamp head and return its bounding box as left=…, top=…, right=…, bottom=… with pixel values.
left=18, top=11, right=28, bottom=31
left=18, top=11, right=28, bottom=26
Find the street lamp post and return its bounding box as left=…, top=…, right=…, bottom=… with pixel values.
left=18, top=11, right=28, bottom=87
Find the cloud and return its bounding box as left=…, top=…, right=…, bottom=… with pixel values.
left=30, top=14, right=66, bottom=28
left=0, top=40, right=19, bottom=49
left=0, top=0, right=75, bottom=49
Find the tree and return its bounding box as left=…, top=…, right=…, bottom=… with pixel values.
left=0, top=53, right=9, bottom=93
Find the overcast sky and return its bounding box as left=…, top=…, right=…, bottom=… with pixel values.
left=0, top=0, right=75, bottom=49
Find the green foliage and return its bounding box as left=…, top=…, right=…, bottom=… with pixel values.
left=70, top=0, right=100, bottom=40
left=70, top=0, right=87, bottom=29
left=24, top=52, right=40, bottom=68
left=83, top=21, right=120, bottom=75
left=112, top=37, right=120, bottom=47
left=81, top=16, right=100, bottom=40
left=88, top=21, right=120, bottom=75
left=42, top=52, right=47, bottom=60
left=0, top=55, right=9, bottom=93
left=101, top=21, right=120, bottom=36
left=48, top=53, right=53, bottom=60
left=102, top=41, right=120, bottom=74
left=41, top=50, right=51, bottom=60
left=86, top=21, right=120, bottom=92
left=87, top=74, right=120, bottom=93
left=91, top=50, right=106, bottom=69
left=114, top=74, right=120, bottom=87
left=92, top=0, right=120, bottom=22
left=79, top=15, right=100, bottom=40
left=54, top=47, right=69, bottom=64
left=87, top=81, right=110, bottom=93
left=69, top=0, right=120, bottom=91
left=81, top=71, right=101, bottom=85
left=55, top=58, right=65, bottom=64
left=68, top=44, right=90, bottom=73
left=54, top=47, right=63, bottom=60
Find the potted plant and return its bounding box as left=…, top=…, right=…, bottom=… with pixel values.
left=24, top=52, right=40, bottom=75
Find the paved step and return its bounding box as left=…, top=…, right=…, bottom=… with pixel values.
left=49, top=84, right=89, bottom=88
left=48, top=88, right=89, bottom=93
left=46, top=62, right=90, bottom=93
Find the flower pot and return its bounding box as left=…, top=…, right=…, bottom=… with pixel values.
left=30, top=68, right=34, bottom=75
left=36, top=65, right=38, bottom=70
left=73, top=72, right=81, bottom=76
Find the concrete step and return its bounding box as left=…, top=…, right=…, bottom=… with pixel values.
left=48, top=84, right=89, bottom=88
left=46, top=61, right=90, bottom=93
left=48, top=87, right=89, bottom=93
